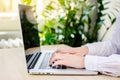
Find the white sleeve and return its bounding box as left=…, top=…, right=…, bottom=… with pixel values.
left=85, top=13, right=120, bottom=56
left=85, top=41, right=116, bottom=56
left=85, top=54, right=120, bottom=76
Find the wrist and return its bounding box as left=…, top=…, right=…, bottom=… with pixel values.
left=81, top=56, right=85, bottom=68
left=74, top=46, right=89, bottom=56
left=81, top=46, right=89, bottom=55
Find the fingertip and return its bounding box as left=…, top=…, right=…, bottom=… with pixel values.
left=52, top=60, right=62, bottom=66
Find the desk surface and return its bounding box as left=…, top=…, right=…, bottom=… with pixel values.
left=0, top=44, right=120, bottom=80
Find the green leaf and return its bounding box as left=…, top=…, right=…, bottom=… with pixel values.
left=113, top=8, right=119, bottom=12
left=108, top=14, right=112, bottom=21
left=46, top=2, right=55, bottom=10
left=21, top=0, right=32, bottom=5
left=103, top=8, right=109, bottom=10
left=112, top=18, right=116, bottom=24
left=103, top=1, right=111, bottom=5
left=58, top=0, right=65, bottom=6
left=45, top=33, right=56, bottom=45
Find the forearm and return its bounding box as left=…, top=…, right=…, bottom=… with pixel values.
left=72, top=39, right=117, bottom=57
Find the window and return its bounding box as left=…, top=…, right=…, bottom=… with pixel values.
left=0, top=0, right=21, bottom=31
left=0, top=0, right=21, bottom=12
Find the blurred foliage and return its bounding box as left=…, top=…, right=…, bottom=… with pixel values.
left=40, top=0, right=119, bottom=47
left=40, top=0, right=95, bottom=46
left=21, top=0, right=120, bottom=47
left=21, top=0, right=32, bottom=5
left=97, top=0, right=119, bottom=41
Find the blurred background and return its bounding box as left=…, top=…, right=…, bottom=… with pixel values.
left=0, top=0, right=120, bottom=49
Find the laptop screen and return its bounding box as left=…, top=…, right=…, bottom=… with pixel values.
left=18, top=4, right=40, bottom=50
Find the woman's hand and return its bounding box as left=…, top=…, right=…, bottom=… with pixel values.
left=49, top=53, right=85, bottom=69
left=54, top=46, right=88, bottom=56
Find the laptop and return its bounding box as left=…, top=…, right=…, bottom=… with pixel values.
left=18, top=4, right=98, bottom=75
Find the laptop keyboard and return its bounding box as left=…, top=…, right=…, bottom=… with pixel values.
left=26, top=51, right=67, bottom=69
left=26, top=52, right=41, bottom=69
left=39, top=52, right=52, bottom=69
left=40, top=52, right=67, bottom=69
left=26, top=54, right=34, bottom=63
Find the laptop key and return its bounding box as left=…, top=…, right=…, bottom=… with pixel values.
left=28, top=52, right=41, bottom=69
left=52, top=65, right=67, bottom=69
left=26, top=54, right=34, bottom=63
left=40, top=52, right=52, bottom=69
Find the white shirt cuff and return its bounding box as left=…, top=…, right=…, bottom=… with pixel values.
left=84, top=54, right=120, bottom=76
left=84, top=43, right=97, bottom=55
left=84, top=55, right=98, bottom=71
left=84, top=55, right=109, bottom=71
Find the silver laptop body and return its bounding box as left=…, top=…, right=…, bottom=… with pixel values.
left=18, top=4, right=98, bottom=75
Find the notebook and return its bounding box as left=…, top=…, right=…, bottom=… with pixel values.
left=18, top=4, right=98, bottom=75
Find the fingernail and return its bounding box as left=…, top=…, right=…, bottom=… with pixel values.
left=49, top=64, right=52, bottom=67
left=52, top=61, right=55, bottom=64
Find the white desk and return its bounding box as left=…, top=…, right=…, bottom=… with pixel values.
left=0, top=45, right=120, bottom=80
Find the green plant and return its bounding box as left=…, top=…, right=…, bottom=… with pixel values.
left=40, top=0, right=96, bottom=46
left=21, top=0, right=32, bottom=5
left=40, top=0, right=120, bottom=46
left=96, top=0, right=119, bottom=41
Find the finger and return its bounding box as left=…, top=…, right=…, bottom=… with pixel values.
left=49, top=52, right=59, bottom=65
left=51, top=52, right=57, bottom=59
left=49, top=53, right=62, bottom=64
left=52, top=60, right=66, bottom=67
left=51, top=49, right=62, bottom=58
left=50, top=52, right=60, bottom=61
left=53, top=49, right=63, bottom=53
left=55, top=49, right=61, bottom=53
